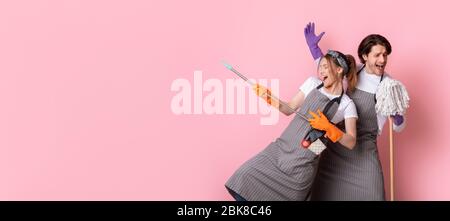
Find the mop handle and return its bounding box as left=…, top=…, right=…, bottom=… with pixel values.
left=222, top=61, right=309, bottom=121
left=389, top=117, right=394, bottom=201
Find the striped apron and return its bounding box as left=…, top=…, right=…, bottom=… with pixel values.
left=310, top=87, right=385, bottom=201
left=225, top=85, right=340, bottom=201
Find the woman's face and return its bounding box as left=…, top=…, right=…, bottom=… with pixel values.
left=318, top=58, right=342, bottom=88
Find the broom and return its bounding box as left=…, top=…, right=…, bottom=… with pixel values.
left=375, top=78, right=410, bottom=201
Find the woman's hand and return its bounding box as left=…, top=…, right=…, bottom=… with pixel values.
left=304, top=22, right=325, bottom=59
left=308, top=109, right=343, bottom=143
left=252, top=84, right=279, bottom=108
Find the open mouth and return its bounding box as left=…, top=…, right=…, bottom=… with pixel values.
left=375, top=64, right=385, bottom=70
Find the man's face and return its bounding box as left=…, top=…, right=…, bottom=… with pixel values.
left=363, top=44, right=388, bottom=76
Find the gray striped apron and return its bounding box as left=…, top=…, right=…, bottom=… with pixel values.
left=310, top=87, right=385, bottom=201
left=225, top=86, right=340, bottom=201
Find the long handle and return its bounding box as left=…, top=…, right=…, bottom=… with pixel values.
left=389, top=117, right=394, bottom=201
left=223, top=61, right=309, bottom=121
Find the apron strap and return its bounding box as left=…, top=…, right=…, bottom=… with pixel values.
left=315, top=82, right=344, bottom=116
left=322, top=87, right=344, bottom=116
left=358, top=64, right=385, bottom=103
left=357, top=64, right=365, bottom=75
left=315, top=82, right=324, bottom=90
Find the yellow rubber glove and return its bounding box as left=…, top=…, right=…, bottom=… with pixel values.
left=308, top=109, right=343, bottom=143
left=252, top=84, right=279, bottom=108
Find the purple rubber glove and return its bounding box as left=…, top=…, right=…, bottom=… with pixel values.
left=391, top=114, right=404, bottom=126
left=304, top=22, right=325, bottom=60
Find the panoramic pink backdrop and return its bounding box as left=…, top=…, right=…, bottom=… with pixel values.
left=1, top=0, right=449, bottom=200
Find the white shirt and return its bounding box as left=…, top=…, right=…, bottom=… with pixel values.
left=299, top=77, right=358, bottom=124
left=356, top=65, right=407, bottom=134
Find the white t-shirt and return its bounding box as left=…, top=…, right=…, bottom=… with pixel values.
left=355, top=65, right=406, bottom=134
left=299, top=77, right=358, bottom=124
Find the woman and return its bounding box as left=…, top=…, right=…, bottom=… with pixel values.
left=304, top=22, right=407, bottom=200
left=225, top=50, right=359, bottom=201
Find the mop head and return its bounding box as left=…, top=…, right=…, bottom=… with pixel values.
left=375, top=78, right=410, bottom=116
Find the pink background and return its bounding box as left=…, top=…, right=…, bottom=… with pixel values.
left=1, top=0, right=449, bottom=200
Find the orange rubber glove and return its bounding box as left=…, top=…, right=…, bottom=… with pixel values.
left=252, top=84, right=279, bottom=108
left=308, top=109, right=343, bottom=143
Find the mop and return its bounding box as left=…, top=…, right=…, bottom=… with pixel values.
left=222, top=61, right=327, bottom=154
left=375, top=78, right=410, bottom=201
